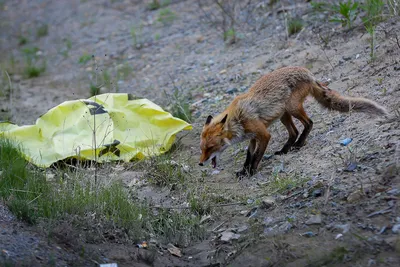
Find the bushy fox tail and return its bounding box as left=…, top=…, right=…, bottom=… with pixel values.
left=311, top=81, right=388, bottom=116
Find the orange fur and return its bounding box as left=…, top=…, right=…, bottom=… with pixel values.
left=199, top=66, right=388, bottom=177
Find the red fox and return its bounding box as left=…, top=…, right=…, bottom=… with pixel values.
left=198, top=66, right=388, bottom=177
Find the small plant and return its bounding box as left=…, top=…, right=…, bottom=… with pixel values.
left=144, top=155, right=187, bottom=187
left=287, top=18, right=304, bottom=36
left=157, top=8, right=176, bottom=25
left=18, top=36, right=28, bottom=46
left=147, top=0, right=171, bottom=10
left=310, top=1, right=329, bottom=12
left=89, top=83, right=100, bottom=96
left=165, top=87, right=192, bottom=123
left=116, top=63, right=134, bottom=81
left=21, top=47, right=46, bottom=78
left=78, top=53, right=92, bottom=64
left=130, top=24, right=143, bottom=49
left=154, top=33, right=161, bottom=41
left=224, top=28, right=237, bottom=43
left=330, top=0, right=359, bottom=29
left=36, top=24, right=49, bottom=38
left=361, top=0, right=384, bottom=60
left=387, top=0, right=399, bottom=16
left=61, top=38, right=72, bottom=58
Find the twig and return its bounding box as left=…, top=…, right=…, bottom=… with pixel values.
left=367, top=207, right=392, bottom=218
left=5, top=70, right=12, bottom=118
left=212, top=220, right=227, bottom=232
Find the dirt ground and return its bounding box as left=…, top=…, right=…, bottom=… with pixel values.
left=1, top=0, right=400, bottom=266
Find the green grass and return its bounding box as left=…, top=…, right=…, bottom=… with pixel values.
left=18, top=36, right=28, bottom=46
left=165, top=87, right=193, bottom=123
left=78, top=53, right=92, bottom=64
left=21, top=47, right=46, bottom=78
left=89, top=83, right=100, bottom=96
left=264, top=172, right=309, bottom=194
left=0, top=138, right=204, bottom=244
left=287, top=18, right=304, bottom=36
left=36, top=24, right=49, bottom=38
left=148, top=0, right=171, bottom=10
left=330, top=0, right=359, bottom=29
left=157, top=8, right=176, bottom=25
left=143, top=154, right=187, bottom=187
left=361, top=0, right=385, bottom=60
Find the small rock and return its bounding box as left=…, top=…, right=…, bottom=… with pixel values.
left=167, top=244, right=182, bottom=257
left=392, top=224, right=400, bottom=234
left=219, top=69, right=227, bottom=74
left=211, top=170, right=220, bottom=175
left=261, top=197, right=275, bottom=209
left=236, top=225, right=249, bottom=233
left=344, top=162, right=357, bottom=172
left=347, top=190, right=363, bottom=203
left=342, top=77, right=350, bottom=82
left=246, top=207, right=258, bottom=218
left=220, top=231, right=241, bottom=242
left=226, top=87, right=238, bottom=94
left=263, top=217, right=274, bottom=226
left=335, top=233, right=343, bottom=239
left=247, top=199, right=254, bottom=204
left=368, top=259, right=376, bottom=267
left=343, top=56, right=352, bottom=61
left=301, top=231, right=316, bottom=237
left=279, top=222, right=293, bottom=232
left=335, top=223, right=351, bottom=233
left=305, top=214, right=322, bottom=225
left=312, top=189, right=322, bottom=198
left=394, top=65, right=400, bottom=71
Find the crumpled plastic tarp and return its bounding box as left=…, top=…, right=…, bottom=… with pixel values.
left=0, top=93, right=192, bottom=167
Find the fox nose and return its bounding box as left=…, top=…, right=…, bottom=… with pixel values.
left=198, top=162, right=204, bottom=166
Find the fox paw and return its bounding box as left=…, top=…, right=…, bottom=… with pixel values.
left=236, top=169, right=254, bottom=178
left=274, top=149, right=288, bottom=155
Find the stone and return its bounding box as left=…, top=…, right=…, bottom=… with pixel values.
left=305, top=214, right=322, bottom=225
left=167, top=243, right=182, bottom=257
left=261, top=197, right=275, bottom=209
left=220, top=231, right=241, bottom=242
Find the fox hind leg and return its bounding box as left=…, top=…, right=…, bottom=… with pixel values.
left=290, top=106, right=313, bottom=149
left=275, top=112, right=299, bottom=155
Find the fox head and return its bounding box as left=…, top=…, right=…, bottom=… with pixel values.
left=199, top=114, right=231, bottom=168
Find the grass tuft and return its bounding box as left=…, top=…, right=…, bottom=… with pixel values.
left=287, top=18, right=304, bottom=36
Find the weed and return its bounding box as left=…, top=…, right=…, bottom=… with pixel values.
left=387, top=0, right=400, bottom=16
left=287, top=18, right=304, bottom=36
left=143, top=155, right=187, bottom=187
left=361, top=0, right=385, bottom=60
left=154, top=33, right=161, bottom=41
left=36, top=24, right=49, bottom=38
left=89, top=83, right=100, bottom=96
left=148, top=0, right=171, bottom=11
left=130, top=24, right=143, bottom=49
left=18, top=36, right=28, bottom=46
left=61, top=38, right=72, bottom=58
left=164, top=87, right=192, bottom=123
left=157, top=8, right=176, bottom=25
left=116, top=63, right=134, bottom=81
left=310, top=1, right=329, bottom=12
left=265, top=172, right=309, bottom=194
left=188, top=194, right=212, bottom=216
left=21, top=47, right=46, bottom=78
left=78, top=53, right=92, bottom=64
left=330, top=0, right=359, bottom=29
left=223, top=28, right=237, bottom=43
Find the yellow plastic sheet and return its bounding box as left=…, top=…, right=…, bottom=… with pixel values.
left=0, top=93, right=192, bottom=167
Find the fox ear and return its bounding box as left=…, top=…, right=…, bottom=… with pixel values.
left=205, top=115, right=213, bottom=125
left=220, top=114, right=228, bottom=124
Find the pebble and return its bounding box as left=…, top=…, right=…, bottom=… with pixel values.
left=335, top=223, right=351, bottom=233
left=305, top=214, right=322, bottom=225
left=347, top=190, right=363, bottom=203
left=391, top=224, right=400, bottom=234
left=343, top=56, right=352, bottom=61
left=301, top=231, right=316, bottom=237
left=279, top=221, right=293, bottom=233
left=211, top=170, right=220, bottom=175
left=393, top=65, right=400, bottom=71
left=261, top=197, right=275, bottom=209
left=220, top=231, right=241, bottom=242
left=226, top=87, right=238, bottom=94
left=312, top=189, right=322, bottom=198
